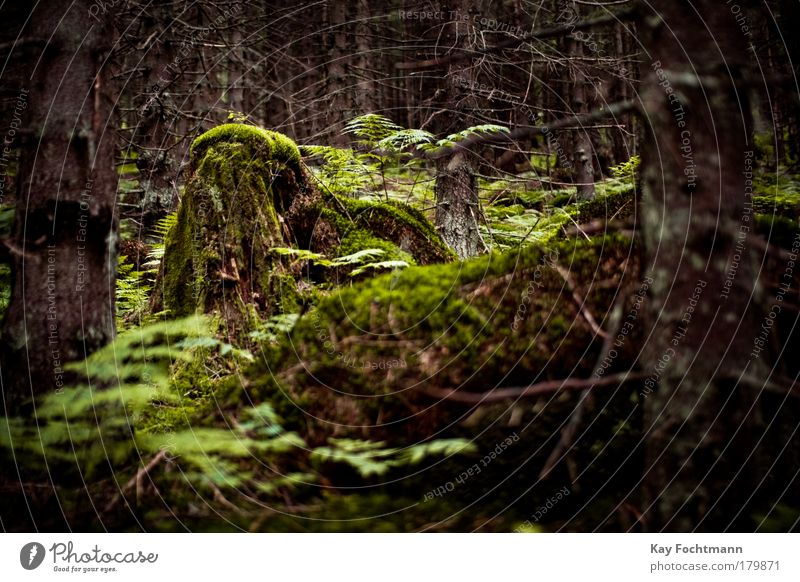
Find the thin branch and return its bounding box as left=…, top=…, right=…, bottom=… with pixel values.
left=104, top=450, right=167, bottom=512
left=552, top=264, right=608, bottom=338
left=395, top=11, right=635, bottom=71
left=423, top=99, right=637, bottom=160
left=419, top=371, right=645, bottom=404
left=538, top=284, right=632, bottom=479
left=731, top=373, right=800, bottom=400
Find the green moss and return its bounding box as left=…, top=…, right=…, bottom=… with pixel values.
left=567, top=185, right=635, bottom=223
left=330, top=196, right=456, bottom=264
left=753, top=193, right=800, bottom=219
left=160, top=127, right=297, bottom=332
left=0, top=263, right=10, bottom=321
left=488, top=186, right=637, bottom=249
left=337, top=230, right=415, bottom=264
left=551, top=191, right=574, bottom=207
left=190, top=123, right=301, bottom=168
left=244, top=233, right=638, bottom=444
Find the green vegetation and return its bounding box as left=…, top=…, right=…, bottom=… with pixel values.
left=3, top=119, right=799, bottom=532
left=190, top=123, right=302, bottom=168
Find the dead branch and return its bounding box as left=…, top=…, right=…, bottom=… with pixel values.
left=419, top=371, right=645, bottom=404
left=394, top=11, right=634, bottom=71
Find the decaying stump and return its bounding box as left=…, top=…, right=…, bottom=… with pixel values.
left=154, top=123, right=454, bottom=336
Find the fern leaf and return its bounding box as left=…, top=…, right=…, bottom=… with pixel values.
left=376, top=129, right=434, bottom=152
left=445, top=124, right=510, bottom=143
left=330, top=248, right=385, bottom=266
left=349, top=260, right=409, bottom=277
left=344, top=114, right=401, bottom=145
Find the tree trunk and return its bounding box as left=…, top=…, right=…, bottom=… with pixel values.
left=1, top=1, right=117, bottom=410
left=226, top=2, right=246, bottom=115
left=570, top=37, right=596, bottom=199
left=132, top=4, right=180, bottom=225
left=434, top=151, right=487, bottom=259
left=324, top=0, right=349, bottom=144
left=354, top=0, right=375, bottom=116
left=432, top=1, right=486, bottom=259
left=639, top=0, right=764, bottom=531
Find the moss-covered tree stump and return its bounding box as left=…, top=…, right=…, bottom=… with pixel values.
left=155, top=124, right=303, bottom=335
left=155, top=124, right=454, bottom=336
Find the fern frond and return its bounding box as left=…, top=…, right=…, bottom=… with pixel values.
left=444, top=124, right=510, bottom=143
left=310, top=437, right=476, bottom=478
left=376, top=128, right=435, bottom=152
left=116, top=255, right=152, bottom=326
left=271, top=247, right=330, bottom=265
left=146, top=211, right=179, bottom=262
left=330, top=248, right=385, bottom=266
left=344, top=114, right=402, bottom=146
left=349, top=260, right=409, bottom=277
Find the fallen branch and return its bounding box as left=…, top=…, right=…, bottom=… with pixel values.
left=552, top=264, right=608, bottom=339
left=419, top=371, right=645, bottom=404
left=730, top=373, right=800, bottom=400
left=564, top=218, right=635, bottom=238
left=539, top=285, right=631, bottom=479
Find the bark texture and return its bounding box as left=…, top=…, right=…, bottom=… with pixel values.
left=1, top=1, right=117, bottom=410
left=570, top=36, right=597, bottom=200
left=639, top=0, right=765, bottom=531
left=434, top=151, right=487, bottom=259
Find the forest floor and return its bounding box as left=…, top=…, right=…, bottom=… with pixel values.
left=1, top=134, right=799, bottom=532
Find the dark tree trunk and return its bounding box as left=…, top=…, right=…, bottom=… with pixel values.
left=569, top=37, right=596, bottom=199
left=324, top=0, right=349, bottom=144
left=226, top=2, right=246, bottom=115
left=639, top=0, right=764, bottom=531
left=1, top=1, right=117, bottom=410
left=138, top=2, right=178, bottom=215
left=611, top=22, right=632, bottom=165
left=354, top=0, right=374, bottom=115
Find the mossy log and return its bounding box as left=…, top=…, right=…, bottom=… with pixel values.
left=154, top=124, right=454, bottom=335
left=239, top=234, right=644, bottom=446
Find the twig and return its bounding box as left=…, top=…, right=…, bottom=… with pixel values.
left=552, top=264, right=608, bottom=339
left=728, top=373, right=800, bottom=400
left=424, top=100, right=637, bottom=160
left=209, top=482, right=243, bottom=514
left=1, top=239, right=39, bottom=261
left=394, top=11, right=634, bottom=71
left=564, top=219, right=634, bottom=238
left=560, top=210, right=592, bottom=241
left=104, top=450, right=167, bottom=512
left=538, top=282, right=632, bottom=479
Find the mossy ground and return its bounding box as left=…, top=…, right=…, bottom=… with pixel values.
left=242, top=233, right=641, bottom=443
left=8, top=140, right=800, bottom=533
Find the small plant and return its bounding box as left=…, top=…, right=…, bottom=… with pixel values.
left=143, top=211, right=178, bottom=266
left=248, top=313, right=300, bottom=344
left=271, top=246, right=409, bottom=278
left=609, top=155, right=640, bottom=182
left=301, top=144, right=375, bottom=197
left=0, top=315, right=304, bottom=497
left=304, top=114, right=510, bottom=199
left=311, top=437, right=476, bottom=478
left=115, top=255, right=152, bottom=326
left=116, top=211, right=178, bottom=327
